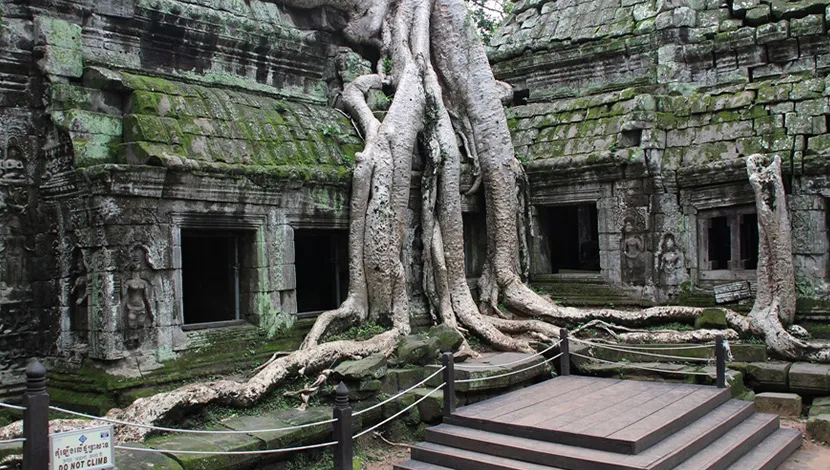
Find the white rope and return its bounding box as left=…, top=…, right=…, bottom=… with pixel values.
left=0, top=402, right=25, bottom=411
left=583, top=341, right=717, bottom=351
left=570, top=352, right=713, bottom=376
left=114, top=440, right=337, bottom=455
left=49, top=406, right=336, bottom=435
left=455, top=353, right=562, bottom=384
left=570, top=338, right=712, bottom=363
left=353, top=366, right=446, bottom=417
left=0, top=438, right=25, bottom=445
left=461, top=340, right=562, bottom=369
left=353, top=383, right=444, bottom=439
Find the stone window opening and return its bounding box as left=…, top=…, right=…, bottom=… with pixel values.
left=698, top=206, right=759, bottom=276
left=181, top=229, right=254, bottom=328
left=545, top=204, right=601, bottom=273
left=294, top=229, right=349, bottom=315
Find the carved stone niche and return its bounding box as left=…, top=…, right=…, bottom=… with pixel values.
left=69, top=248, right=90, bottom=341
left=121, top=244, right=157, bottom=350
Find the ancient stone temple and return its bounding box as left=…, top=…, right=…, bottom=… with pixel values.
left=1, top=0, right=830, bottom=404
left=0, top=0, right=371, bottom=398
left=491, top=0, right=830, bottom=312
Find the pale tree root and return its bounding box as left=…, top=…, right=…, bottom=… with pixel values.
left=0, top=331, right=402, bottom=443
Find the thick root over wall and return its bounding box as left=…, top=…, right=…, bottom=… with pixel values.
left=4, top=0, right=830, bottom=443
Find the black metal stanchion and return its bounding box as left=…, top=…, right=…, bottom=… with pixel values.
left=332, top=382, right=353, bottom=470
left=442, top=352, right=455, bottom=418
left=23, top=359, right=49, bottom=470
left=560, top=329, right=570, bottom=376
left=715, top=335, right=726, bottom=389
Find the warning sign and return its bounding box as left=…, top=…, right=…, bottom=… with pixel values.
left=50, top=425, right=115, bottom=470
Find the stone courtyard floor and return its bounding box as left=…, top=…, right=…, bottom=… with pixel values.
left=779, top=419, right=830, bottom=470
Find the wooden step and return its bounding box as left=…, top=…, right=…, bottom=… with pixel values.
left=726, top=428, right=802, bottom=470
left=427, top=400, right=755, bottom=470
left=448, top=377, right=732, bottom=454
left=411, top=442, right=564, bottom=470
left=672, top=414, right=779, bottom=470
left=393, top=460, right=454, bottom=470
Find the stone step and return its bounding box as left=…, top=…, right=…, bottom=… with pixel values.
left=726, top=428, right=802, bottom=470
left=426, top=400, right=754, bottom=470
left=393, top=460, right=453, bottom=470
left=672, top=413, right=779, bottom=470
left=411, top=442, right=563, bottom=469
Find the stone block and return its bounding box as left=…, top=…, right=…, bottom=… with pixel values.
left=807, top=415, right=830, bottom=443
left=115, top=443, right=183, bottom=470
left=754, top=392, right=802, bottom=417
left=745, top=361, right=791, bottom=390
left=221, top=407, right=331, bottom=449
left=809, top=396, right=830, bottom=417
left=333, top=354, right=387, bottom=381
left=144, top=430, right=263, bottom=470
left=756, top=20, right=788, bottom=44
left=409, top=387, right=444, bottom=423
left=427, top=352, right=549, bottom=393
left=790, top=14, right=824, bottom=37
left=790, top=362, right=830, bottom=393
left=34, top=16, right=82, bottom=49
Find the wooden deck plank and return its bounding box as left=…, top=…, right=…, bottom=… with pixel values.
left=454, top=376, right=600, bottom=419
left=566, top=384, right=699, bottom=437
left=535, top=382, right=678, bottom=431
left=507, top=379, right=654, bottom=428
left=608, top=388, right=729, bottom=442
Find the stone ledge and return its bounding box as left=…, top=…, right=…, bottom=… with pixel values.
left=754, top=392, right=803, bottom=417
left=426, top=352, right=551, bottom=393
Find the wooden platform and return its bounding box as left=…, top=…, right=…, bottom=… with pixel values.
left=396, top=376, right=802, bottom=470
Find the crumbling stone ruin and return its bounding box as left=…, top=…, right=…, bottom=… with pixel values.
left=1, top=0, right=830, bottom=405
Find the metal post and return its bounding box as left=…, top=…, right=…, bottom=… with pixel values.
left=560, top=328, right=570, bottom=376
left=23, top=359, right=49, bottom=470
left=332, top=382, right=353, bottom=470
left=715, top=335, right=726, bottom=389
left=442, top=352, right=455, bottom=418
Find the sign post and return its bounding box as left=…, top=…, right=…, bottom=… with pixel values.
left=49, top=426, right=115, bottom=470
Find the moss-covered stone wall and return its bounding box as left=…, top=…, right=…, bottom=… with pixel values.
left=494, top=1, right=830, bottom=315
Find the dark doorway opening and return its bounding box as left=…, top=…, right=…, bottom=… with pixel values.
left=463, top=213, right=487, bottom=278
left=547, top=204, right=600, bottom=272
left=182, top=230, right=244, bottom=326
left=295, top=229, right=349, bottom=314
left=740, top=213, right=759, bottom=269
left=707, top=216, right=731, bottom=270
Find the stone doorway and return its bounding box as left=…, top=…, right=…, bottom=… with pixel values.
left=294, top=229, right=348, bottom=315
left=546, top=204, right=600, bottom=273
left=181, top=230, right=249, bottom=326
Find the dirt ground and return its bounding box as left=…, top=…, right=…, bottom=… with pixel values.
left=359, top=420, right=830, bottom=469
left=779, top=419, right=830, bottom=470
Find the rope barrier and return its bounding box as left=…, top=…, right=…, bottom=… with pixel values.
left=569, top=338, right=712, bottom=363
left=114, top=440, right=337, bottom=456
left=353, top=366, right=445, bottom=417
left=49, top=406, right=336, bottom=435
left=0, top=438, right=25, bottom=445
left=353, top=383, right=444, bottom=440
left=455, top=353, right=562, bottom=384
left=461, top=340, right=563, bottom=369
left=570, top=352, right=713, bottom=376
left=581, top=342, right=717, bottom=351
left=0, top=402, right=25, bottom=411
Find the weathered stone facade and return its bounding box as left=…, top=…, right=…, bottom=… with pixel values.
left=493, top=0, right=830, bottom=313
left=0, top=0, right=379, bottom=397
left=4, top=0, right=830, bottom=404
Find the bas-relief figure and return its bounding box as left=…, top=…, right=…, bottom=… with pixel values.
left=69, top=249, right=89, bottom=337
left=122, top=245, right=156, bottom=349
